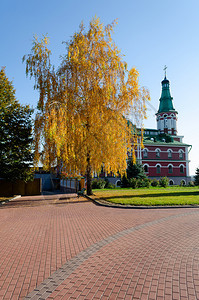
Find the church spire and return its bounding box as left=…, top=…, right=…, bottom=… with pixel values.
left=158, top=68, right=176, bottom=113
left=156, top=68, right=178, bottom=136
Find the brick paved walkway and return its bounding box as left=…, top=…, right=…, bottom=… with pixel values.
left=1, top=195, right=199, bottom=299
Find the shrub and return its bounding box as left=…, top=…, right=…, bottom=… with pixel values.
left=121, top=174, right=130, bottom=188
left=105, top=180, right=115, bottom=189
left=134, top=178, right=150, bottom=188
left=91, top=179, right=99, bottom=189
left=129, top=178, right=137, bottom=189
left=151, top=179, right=159, bottom=187
left=142, top=178, right=151, bottom=188
left=92, top=179, right=106, bottom=189
left=159, top=177, right=169, bottom=188
left=137, top=178, right=144, bottom=188
left=188, top=181, right=195, bottom=187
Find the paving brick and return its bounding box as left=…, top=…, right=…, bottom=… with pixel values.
left=1, top=196, right=199, bottom=299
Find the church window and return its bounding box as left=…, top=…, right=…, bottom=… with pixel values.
left=169, top=180, right=174, bottom=186
left=144, top=165, right=148, bottom=173
left=156, top=149, right=160, bottom=158
left=164, top=114, right=168, bottom=128
left=171, top=118, right=173, bottom=127
left=179, top=150, right=183, bottom=159
left=181, top=180, right=186, bottom=186
left=156, top=165, right=161, bottom=174
left=168, top=165, right=173, bottom=173
left=143, top=149, right=148, bottom=158
left=180, top=165, right=184, bottom=173
left=168, top=149, right=172, bottom=158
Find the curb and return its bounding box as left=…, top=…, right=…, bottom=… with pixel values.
left=85, top=195, right=199, bottom=209
left=0, top=195, right=21, bottom=205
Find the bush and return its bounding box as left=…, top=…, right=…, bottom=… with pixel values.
left=121, top=174, right=130, bottom=188
left=142, top=178, right=151, bottom=188
left=92, top=179, right=106, bottom=189
left=151, top=179, right=159, bottom=187
left=129, top=178, right=137, bottom=189
left=105, top=180, right=115, bottom=189
left=135, top=178, right=150, bottom=188
left=128, top=178, right=150, bottom=189
left=159, top=177, right=169, bottom=188
left=188, top=181, right=195, bottom=187
left=137, top=178, right=144, bottom=188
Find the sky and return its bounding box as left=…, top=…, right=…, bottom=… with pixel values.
left=0, top=0, right=198, bottom=176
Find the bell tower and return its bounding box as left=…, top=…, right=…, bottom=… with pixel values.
left=156, top=66, right=178, bottom=135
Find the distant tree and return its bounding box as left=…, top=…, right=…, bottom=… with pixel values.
left=0, top=68, right=33, bottom=181
left=159, top=177, right=169, bottom=188
left=23, top=17, right=149, bottom=195
left=194, top=167, right=199, bottom=186
left=127, top=161, right=147, bottom=180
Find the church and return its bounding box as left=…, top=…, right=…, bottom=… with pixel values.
left=135, top=71, right=192, bottom=185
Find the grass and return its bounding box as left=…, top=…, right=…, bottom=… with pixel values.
left=92, top=186, right=199, bottom=206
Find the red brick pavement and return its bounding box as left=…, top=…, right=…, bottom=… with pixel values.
left=47, top=210, right=199, bottom=300
left=0, top=195, right=199, bottom=299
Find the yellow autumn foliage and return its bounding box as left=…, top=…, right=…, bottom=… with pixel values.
left=24, top=17, right=149, bottom=194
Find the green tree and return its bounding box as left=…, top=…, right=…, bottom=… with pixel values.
left=0, top=68, right=33, bottom=181
left=127, top=161, right=147, bottom=180
left=194, top=168, right=199, bottom=186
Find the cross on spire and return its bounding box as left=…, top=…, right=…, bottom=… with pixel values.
left=164, top=65, right=167, bottom=78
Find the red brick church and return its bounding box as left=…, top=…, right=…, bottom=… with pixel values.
left=135, top=72, right=192, bottom=185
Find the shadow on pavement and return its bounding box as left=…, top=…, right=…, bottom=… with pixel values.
left=0, top=191, right=90, bottom=209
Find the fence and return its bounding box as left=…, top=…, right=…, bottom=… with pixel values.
left=60, top=178, right=85, bottom=193
left=0, top=178, right=41, bottom=196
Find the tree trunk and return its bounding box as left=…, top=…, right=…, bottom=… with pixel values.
left=86, top=152, right=92, bottom=195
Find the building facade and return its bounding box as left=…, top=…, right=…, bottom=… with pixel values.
left=135, top=75, right=191, bottom=185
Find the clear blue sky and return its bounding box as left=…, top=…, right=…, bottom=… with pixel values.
left=1, top=0, right=198, bottom=175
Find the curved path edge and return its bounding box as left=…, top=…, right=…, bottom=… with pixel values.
left=24, top=210, right=199, bottom=300
left=87, top=195, right=199, bottom=209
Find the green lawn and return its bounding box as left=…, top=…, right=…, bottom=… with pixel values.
left=92, top=186, right=199, bottom=206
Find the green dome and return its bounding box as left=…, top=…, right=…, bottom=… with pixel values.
left=158, top=77, right=176, bottom=113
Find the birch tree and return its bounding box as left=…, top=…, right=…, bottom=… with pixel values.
left=24, top=17, right=149, bottom=195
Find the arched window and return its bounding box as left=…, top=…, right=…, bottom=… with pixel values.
left=180, top=165, right=184, bottom=173
left=179, top=150, right=183, bottom=159
left=168, top=149, right=172, bottom=158
left=156, top=164, right=161, bottom=174
left=168, top=165, right=173, bottom=173
left=144, top=165, right=148, bottom=173
left=171, top=114, right=174, bottom=128
left=169, top=180, right=174, bottom=186
left=164, top=114, right=168, bottom=128
left=181, top=180, right=186, bottom=186
left=116, top=180, right=121, bottom=187
left=156, top=148, right=161, bottom=158
left=143, top=148, right=148, bottom=158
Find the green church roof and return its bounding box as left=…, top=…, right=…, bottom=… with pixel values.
left=157, top=77, right=177, bottom=113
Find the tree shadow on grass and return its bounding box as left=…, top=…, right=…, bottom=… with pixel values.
left=101, top=191, right=199, bottom=200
